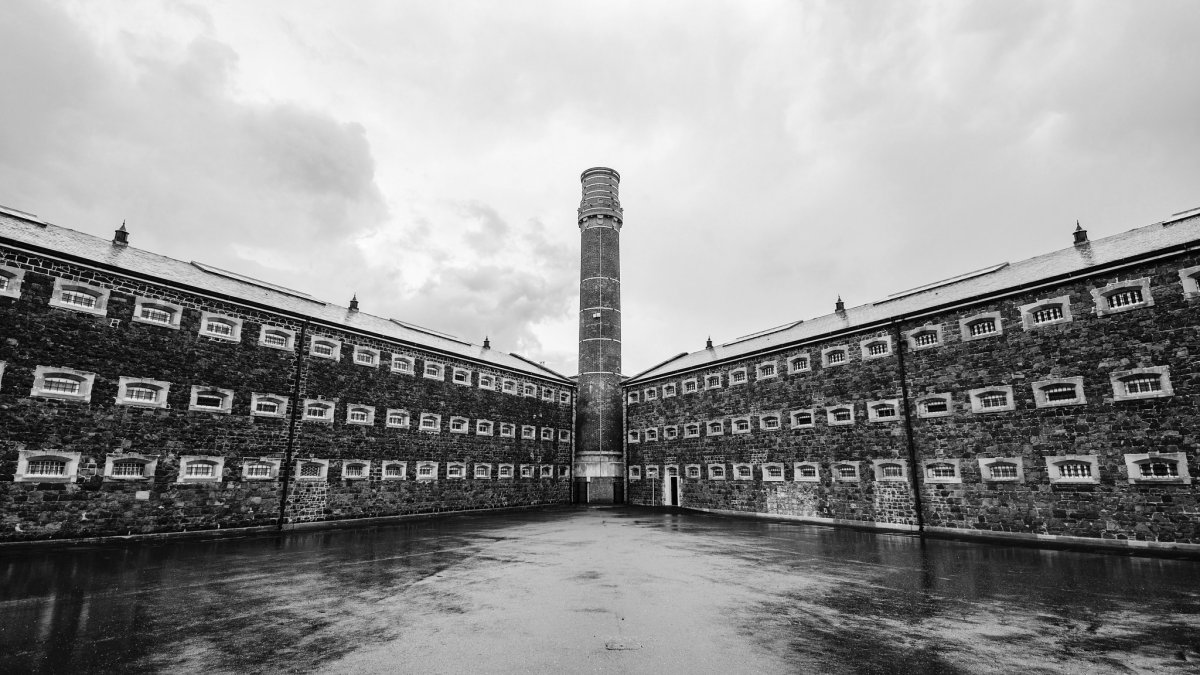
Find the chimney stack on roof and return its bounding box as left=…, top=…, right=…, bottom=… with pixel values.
left=482, top=336, right=491, bottom=350
left=113, top=221, right=128, bottom=247
left=1073, top=221, right=1089, bottom=245
left=349, top=294, right=359, bottom=311
left=705, top=336, right=714, bottom=350
left=835, top=295, right=845, bottom=313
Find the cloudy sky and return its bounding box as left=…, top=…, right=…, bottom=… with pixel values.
left=2, top=1, right=1199, bottom=374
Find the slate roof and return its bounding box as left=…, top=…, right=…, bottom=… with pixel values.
left=627, top=210, right=1200, bottom=384
left=0, top=208, right=571, bottom=383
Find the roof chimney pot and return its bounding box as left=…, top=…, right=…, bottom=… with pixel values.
left=1073, top=221, right=1089, bottom=245
left=349, top=294, right=359, bottom=311
left=113, top=221, right=128, bottom=247
left=835, top=295, right=845, bottom=312
left=483, top=336, right=491, bottom=349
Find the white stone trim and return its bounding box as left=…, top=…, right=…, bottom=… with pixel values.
left=1031, top=376, right=1086, bottom=408
left=540, top=427, right=554, bottom=441
left=381, top=460, right=407, bottom=480
left=346, top=404, right=375, bottom=426
left=1124, top=452, right=1191, bottom=485
left=309, top=336, right=342, bottom=361
left=473, top=463, right=492, bottom=479
left=761, top=462, right=786, bottom=482
left=391, top=355, right=415, bottom=375
left=645, top=465, right=660, bottom=479
left=832, top=461, right=862, bottom=482
left=682, top=377, right=699, bottom=394
left=978, top=456, right=1024, bottom=483
left=521, top=425, right=536, bottom=440
left=787, top=352, right=811, bottom=374
left=662, top=383, right=677, bottom=398
left=628, top=465, right=642, bottom=481
left=250, top=392, right=288, bottom=418
left=1019, top=294, right=1073, bottom=330
left=177, top=455, right=225, bottom=483
left=731, top=416, right=752, bottom=435
left=477, top=373, right=497, bottom=390
left=959, top=311, right=1004, bottom=342
left=1179, top=265, right=1200, bottom=298
left=198, top=311, right=243, bottom=342
left=643, top=386, right=658, bottom=401
left=1091, top=277, right=1153, bottom=317
left=707, top=464, right=726, bottom=480
left=302, top=399, right=336, bottom=423
left=497, top=463, right=515, bottom=479
left=30, top=365, right=96, bottom=402
left=48, top=278, right=109, bottom=316
left=683, top=423, right=701, bottom=438
left=423, top=361, right=445, bottom=381
left=756, top=360, right=779, bottom=380
left=14, top=450, right=81, bottom=482
left=520, top=464, right=536, bottom=478
left=352, top=346, right=380, bottom=368
left=728, top=367, right=749, bottom=386
left=826, top=404, right=855, bottom=426
left=867, top=399, right=900, bottom=423
left=664, top=425, right=679, bottom=440
left=821, top=346, right=849, bottom=368
left=871, top=458, right=908, bottom=482
left=904, top=324, right=943, bottom=351
left=704, top=373, right=723, bottom=390
left=115, top=376, right=171, bottom=409
left=449, top=416, right=470, bottom=434
left=415, top=461, right=438, bottom=480
left=968, top=385, right=1016, bottom=413
left=446, top=462, right=467, bottom=479
left=860, top=335, right=893, bottom=360
left=1046, top=454, right=1100, bottom=485
left=452, top=367, right=472, bottom=386
left=1110, top=366, right=1173, bottom=401
left=705, top=419, right=724, bottom=436
left=732, top=463, right=754, bottom=480
left=241, top=457, right=281, bottom=481
left=0, top=265, right=26, bottom=299
left=922, top=458, right=961, bottom=484
left=385, top=408, right=411, bottom=428
left=501, top=378, right=518, bottom=395
left=476, top=419, right=494, bottom=436
left=685, top=464, right=701, bottom=479
left=915, top=393, right=953, bottom=419
left=539, top=464, right=555, bottom=478
left=419, top=413, right=442, bottom=433
left=132, top=297, right=183, bottom=329
left=499, top=422, right=516, bottom=438
left=104, top=452, right=158, bottom=482
left=789, top=408, right=815, bottom=429
left=759, top=413, right=782, bottom=431
left=258, top=325, right=296, bottom=350
left=793, top=462, right=820, bottom=482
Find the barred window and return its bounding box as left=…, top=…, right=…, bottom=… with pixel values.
left=865, top=341, right=889, bottom=356
left=968, top=319, right=996, bottom=337
left=245, top=462, right=273, bottom=478
left=826, top=350, right=846, bottom=364
left=872, top=404, right=896, bottom=419
left=60, top=289, right=97, bottom=308
left=666, top=466, right=678, bottom=477
left=1139, top=460, right=1178, bottom=478
left=421, top=415, right=440, bottom=430
left=498, top=465, right=513, bottom=478
left=836, top=465, right=857, bottom=478
left=185, top=461, right=216, bottom=478
left=451, top=418, right=467, bottom=432
left=789, top=356, right=809, bottom=371
left=686, top=465, right=700, bottom=478
left=645, top=388, right=658, bottom=400
left=1031, top=305, right=1063, bottom=324
left=385, top=464, right=405, bottom=478
left=922, top=399, right=948, bottom=414
left=736, top=466, right=751, bottom=478
left=111, top=461, right=145, bottom=478
left=1042, top=383, right=1078, bottom=402
left=706, top=375, right=721, bottom=388
left=665, top=426, right=679, bottom=439
left=262, top=330, right=289, bottom=347
left=1057, top=461, right=1092, bottom=479
left=474, top=465, right=490, bottom=478
left=204, top=318, right=234, bottom=336
left=684, top=423, right=700, bottom=437
left=761, top=415, right=780, bottom=429
left=766, top=465, right=783, bottom=478
left=418, top=464, right=434, bottom=477
left=988, top=462, right=1018, bottom=480
left=256, top=400, right=279, bottom=414
left=387, top=411, right=408, bottom=426
left=447, top=465, right=465, bottom=478
left=125, top=385, right=159, bottom=403
left=926, top=463, right=956, bottom=479
left=27, top=460, right=67, bottom=476
left=979, top=391, right=1008, bottom=409
left=832, top=408, right=852, bottom=422
left=313, top=342, right=335, bottom=357
left=1123, top=374, right=1161, bottom=395
left=710, top=466, right=726, bottom=479
left=139, top=306, right=173, bottom=324
left=684, top=380, right=698, bottom=393
left=355, top=351, right=375, bottom=365
left=43, top=376, right=82, bottom=395
left=880, top=463, right=904, bottom=478
left=1106, top=289, right=1143, bottom=308
left=731, top=370, right=747, bottom=383
left=306, top=404, right=330, bottom=419
left=707, top=421, right=723, bottom=434
left=912, top=330, right=938, bottom=347
left=349, top=409, right=369, bottom=422
left=791, top=411, right=814, bottom=426
left=759, top=364, right=775, bottom=377
left=734, top=419, right=750, bottom=432
left=797, top=464, right=817, bottom=478
left=645, top=428, right=658, bottom=441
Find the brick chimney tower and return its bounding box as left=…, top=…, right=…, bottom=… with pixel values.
left=574, top=167, right=624, bottom=504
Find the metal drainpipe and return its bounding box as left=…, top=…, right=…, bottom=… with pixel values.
left=893, top=322, right=926, bottom=535
left=277, top=318, right=309, bottom=530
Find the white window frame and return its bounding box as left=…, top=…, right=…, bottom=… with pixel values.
left=1091, top=278, right=1153, bottom=317
left=449, top=416, right=470, bottom=434
left=241, top=457, right=281, bottom=481
left=452, top=367, right=472, bottom=386
left=542, top=386, right=556, bottom=401
left=346, top=404, right=375, bottom=426
left=732, top=463, right=754, bottom=481
left=385, top=408, right=411, bottom=428
left=0, top=266, right=26, bottom=299
left=476, top=419, right=494, bottom=436
left=1110, top=366, right=1174, bottom=401
left=423, top=361, right=445, bottom=381
left=871, top=459, right=908, bottom=482
left=416, top=461, right=439, bottom=480
left=1179, top=264, right=1200, bottom=298
left=29, top=365, right=96, bottom=402
left=683, top=423, right=701, bottom=438
left=682, top=378, right=699, bottom=394
left=707, top=464, right=726, bottom=480
left=978, top=457, right=1025, bottom=483
left=49, top=278, right=109, bottom=316
left=628, top=465, right=642, bottom=481
left=419, top=413, right=442, bottom=433
left=706, top=420, right=724, bottom=437
left=189, top=386, right=234, bottom=414
left=499, top=422, right=516, bottom=438
left=789, top=409, right=815, bottom=429
left=521, top=425, right=536, bottom=440
left=832, top=462, right=862, bottom=482
left=793, top=461, right=820, bottom=483
left=916, top=393, right=953, bottom=419
left=115, top=376, right=171, bottom=409
left=539, top=464, right=554, bottom=478
left=728, top=367, right=749, bottom=386
left=502, top=378, right=518, bottom=395
left=1031, top=377, right=1086, bottom=408
left=821, top=346, right=849, bottom=368
left=446, top=462, right=467, bottom=480
left=558, top=429, right=571, bottom=442
left=731, top=416, right=752, bottom=435
left=826, top=405, right=855, bottom=426
left=199, top=311, right=243, bottom=342
left=645, top=466, right=661, bottom=479
left=643, top=386, right=658, bottom=401
left=867, top=399, right=900, bottom=423
left=662, top=383, right=677, bottom=398
left=759, top=414, right=782, bottom=431
left=761, top=462, right=785, bottom=482
left=559, top=391, right=572, bottom=404
left=664, top=425, right=679, bottom=439
left=860, top=336, right=893, bottom=360
left=302, top=399, right=335, bottom=423
left=559, top=465, right=571, bottom=478
left=177, top=455, right=225, bottom=483
left=473, top=463, right=492, bottom=480
left=540, top=427, right=553, bottom=441
left=1123, top=453, right=1191, bottom=485
left=478, top=373, right=497, bottom=391
left=752, top=361, right=777, bottom=381
left=14, top=450, right=81, bottom=483
left=523, top=383, right=537, bottom=397
left=132, top=297, right=183, bottom=329
left=390, top=355, right=415, bottom=375
left=959, top=311, right=1004, bottom=342
left=104, top=453, right=158, bottom=482
left=258, top=326, right=296, bottom=351
left=309, top=337, right=342, bottom=361
left=520, top=464, right=535, bottom=478
left=969, top=385, right=1016, bottom=414
left=250, top=392, right=288, bottom=418
left=704, top=374, right=722, bottom=390
left=643, top=427, right=658, bottom=442
left=787, top=353, right=812, bottom=374
left=627, top=390, right=640, bottom=404
left=497, top=463, right=515, bottom=480
left=922, top=459, right=962, bottom=484
left=904, top=324, right=943, bottom=351
left=353, top=346, right=380, bottom=368
left=381, top=460, right=408, bottom=480
left=295, top=458, right=330, bottom=481
left=1019, top=295, right=1073, bottom=330
left=1046, top=454, right=1100, bottom=485
left=685, top=464, right=701, bottom=479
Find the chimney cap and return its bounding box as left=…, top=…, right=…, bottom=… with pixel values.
left=349, top=294, right=359, bottom=311
left=482, top=336, right=491, bottom=349
left=1073, top=220, right=1089, bottom=245
left=835, top=295, right=845, bottom=312
left=705, top=336, right=714, bottom=350
left=112, top=220, right=129, bottom=247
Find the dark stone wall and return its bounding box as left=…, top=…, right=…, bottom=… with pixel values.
left=625, top=249, right=1200, bottom=548
left=0, top=247, right=573, bottom=542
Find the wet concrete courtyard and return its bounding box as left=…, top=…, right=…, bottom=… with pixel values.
left=2, top=506, right=1199, bottom=674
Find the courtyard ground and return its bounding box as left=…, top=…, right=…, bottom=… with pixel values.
left=2, top=506, right=1199, bottom=673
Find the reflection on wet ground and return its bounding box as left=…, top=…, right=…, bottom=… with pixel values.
left=2, top=507, right=1198, bottom=673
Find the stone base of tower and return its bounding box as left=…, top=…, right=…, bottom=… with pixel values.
left=572, top=458, right=625, bottom=504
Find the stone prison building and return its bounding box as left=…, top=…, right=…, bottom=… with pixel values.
left=2, top=168, right=1199, bottom=555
